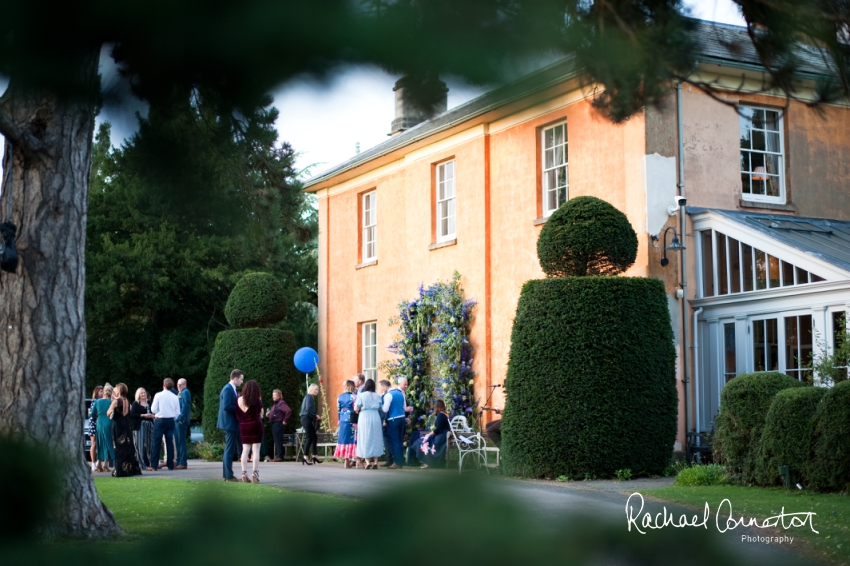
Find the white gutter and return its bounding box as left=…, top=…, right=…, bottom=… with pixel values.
left=693, top=307, right=704, bottom=435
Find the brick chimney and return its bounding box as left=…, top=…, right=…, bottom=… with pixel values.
left=389, top=76, right=448, bottom=136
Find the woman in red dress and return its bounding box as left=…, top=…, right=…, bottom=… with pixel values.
left=236, top=379, right=264, bottom=483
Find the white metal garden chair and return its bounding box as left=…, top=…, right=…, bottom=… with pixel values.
left=449, top=416, right=489, bottom=474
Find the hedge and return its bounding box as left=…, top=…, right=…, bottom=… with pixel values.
left=755, top=386, right=826, bottom=486
left=536, top=196, right=638, bottom=277
left=224, top=272, right=288, bottom=329
left=501, top=277, right=677, bottom=478
left=712, top=372, right=804, bottom=483
left=202, top=328, right=301, bottom=447
left=807, top=380, right=850, bottom=492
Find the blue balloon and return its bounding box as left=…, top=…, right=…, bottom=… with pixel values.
left=294, top=347, right=319, bottom=373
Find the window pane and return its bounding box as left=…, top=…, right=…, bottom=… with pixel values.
left=729, top=237, right=741, bottom=293
left=554, top=124, right=565, bottom=146
left=724, top=323, right=737, bottom=383
left=764, top=110, right=779, bottom=131
left=544, top=169, right=556, bottom=191
left=811, top=273, right=825, bottom=282
left=752, top=130, right=765, bottom=151
left=781, top=261, right=794, bottom=287
left=545, top=148, right=554, bottom=169
left=742, top=244, right=754, bottom=291
left=547, top=188, right=558, bottom=213
left=717, top=233, right=728, bottom=295
left=785, top=316, right=799, bottom=373
left=766, top=318, right=778, bottom=371
left=701, top=231, right=714, bottom=297
left=556, top=165, right=567, bottom=188
left=800, top=315, right=813, bottom=382
left=755, top=250, right=767, bottom=290
left=768, top=255, right=780, bottom=288
left=795, top=266, right=809, bottom=284
left=740, top=114, right=751, bottom=149
left=557, top=186, right=567, bottom=209
left=554, top=146, right=565, bottom=167
left=766, top=176, right=780, bottom=197
left=445, top=177, right=455, bottom=198
left=753, top=319, right=765, bottom=371
left=741, top=173, right=751, bottom=195
left=752, top=108, right=765, bottom=128
left=545, top=128, right=554, bottom=149
left=445, top=161, right=454, bottom=179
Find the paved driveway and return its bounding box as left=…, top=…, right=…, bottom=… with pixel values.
left=125, top=460, right=826, bottom=565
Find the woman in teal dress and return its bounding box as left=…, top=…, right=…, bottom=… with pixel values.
left=91, top=383, right=115, bottom=472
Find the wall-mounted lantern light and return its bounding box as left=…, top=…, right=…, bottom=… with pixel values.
left=652, top=226, right=685, bottom=267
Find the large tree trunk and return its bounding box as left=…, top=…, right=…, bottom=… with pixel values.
left=0, top=49, right=120, bottom=537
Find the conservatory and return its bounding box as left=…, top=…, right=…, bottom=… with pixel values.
left=688, top=208, right=850, bottom=434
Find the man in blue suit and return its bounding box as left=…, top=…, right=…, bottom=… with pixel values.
left=175, top=378, right=192, bottom=470
left=217, top=369, right=244, bottom=481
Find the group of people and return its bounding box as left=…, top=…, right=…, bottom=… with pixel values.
left=328, top=374, right=454, bottom=470
left=87, top=378, right=192, bottom=476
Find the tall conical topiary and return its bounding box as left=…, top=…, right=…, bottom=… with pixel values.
left=501, top=196, right=676, bottom=478
left=203, top=273, right=301, bottom=449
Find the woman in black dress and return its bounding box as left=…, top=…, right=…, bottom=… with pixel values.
left=108, top=383, right=143, bottom=477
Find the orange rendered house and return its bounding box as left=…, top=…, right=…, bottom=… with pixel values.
left=304, top=21, right=850, bottom=454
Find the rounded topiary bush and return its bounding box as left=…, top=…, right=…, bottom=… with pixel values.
left=755, top=386, right=827, bottom=486
left=712, top=372, right=804, bottom=483
left=537, top=196, right=638, bottom=277
left=501, top=277, right=677, bottom=478
left=807, top=380, right=850, bottom=492
left=224, top=272, right=288, bottom=329
left=202, top=328, right=301, bottom=446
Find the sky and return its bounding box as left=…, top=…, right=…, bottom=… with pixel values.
left=0, top=1, right=745, bottom=186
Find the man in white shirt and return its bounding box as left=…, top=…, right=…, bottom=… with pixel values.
left=149, top=378, right=181, bottom=471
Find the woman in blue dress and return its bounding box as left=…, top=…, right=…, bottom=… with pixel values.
left=353, top=379, right=384, bottom=469
left=91, top=383, right=115, bottom=473
left=334, top=380, right=357, bottom=467
left=412, top=399, right=450, bottom=469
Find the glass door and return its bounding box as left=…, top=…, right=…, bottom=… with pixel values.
left=784, top=314, right=813, bottom=382
left=752, top=317, right=779, bottom=372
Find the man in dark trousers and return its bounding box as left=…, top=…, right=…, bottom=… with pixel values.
left=149, top=378, right=180, bottom=471
left=217, top=369, right=244, bottom=481
left=175, top=378, right=192, bottom=469
left=268, top=388, right=293, bottom=462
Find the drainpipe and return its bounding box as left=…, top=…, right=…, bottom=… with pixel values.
left=677, top=82, right=691, bottom=457
left=693, top=307, right=703, bottom=437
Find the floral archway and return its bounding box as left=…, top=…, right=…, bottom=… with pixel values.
left=379, top=272, right=477, bottom=431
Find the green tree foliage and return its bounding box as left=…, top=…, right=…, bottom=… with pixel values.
left=712, top=372, right=804, bottom=484
left=756, top=386, right=827, bottom=486
left=85, top=95, right=317, bottom=412
left=501, top=277, right=676, bottom=478
left=807, top=380, right=850, bottom=492
left=225, top=272, right=288, bottom=329
left=537, top=196, right=638, bottom=277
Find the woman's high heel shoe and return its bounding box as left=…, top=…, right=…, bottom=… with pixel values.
left=312, top=456, right=322, bottom=464
left=301, top=456, right=313, bottom=466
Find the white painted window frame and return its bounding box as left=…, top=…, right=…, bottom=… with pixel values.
left=541, top=121, right=568, bottom=217
left=436, top=160, right=456, bottom=242
left=739, top=105, right=786, bottom=204
left=362, top=191, right=377, bottom=262
left=362, top=322, right=377, bottom=382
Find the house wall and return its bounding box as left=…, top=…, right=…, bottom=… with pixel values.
left=317, top=93, right=665, bottom=439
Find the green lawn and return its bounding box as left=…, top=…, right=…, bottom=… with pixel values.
left=58, top=478, right=352, bottom=552
left=646, top=485, right=850, bottom=564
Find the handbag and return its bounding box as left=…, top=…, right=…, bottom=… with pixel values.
left=349, top=409, right=359, bottom=424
